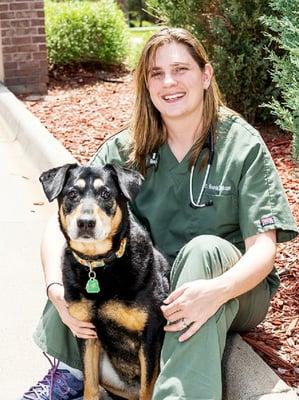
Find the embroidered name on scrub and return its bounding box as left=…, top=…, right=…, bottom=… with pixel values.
left=205, top=183, right=232, bottom=192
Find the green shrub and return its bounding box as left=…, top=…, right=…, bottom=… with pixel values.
left=128, top=27, right=159, bottom=68
left=146, top=0, right=276, bottom=123
left=261, top=0, right=299, bottom=160
left=45, top=0, right=129, bottom=66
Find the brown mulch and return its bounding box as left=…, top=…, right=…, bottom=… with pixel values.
left=18, top=66, right=299, bottom=389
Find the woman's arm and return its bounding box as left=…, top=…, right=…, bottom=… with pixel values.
left=41, top=213, right=65, bottom=287
left=41, top=214, right=97, bottom=339
left=215, top=229, right=276, bottom=301
left=162, top=230, right=277, bottom=341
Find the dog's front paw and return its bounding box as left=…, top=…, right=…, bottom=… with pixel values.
left=83, top=387, right=100, bottom=400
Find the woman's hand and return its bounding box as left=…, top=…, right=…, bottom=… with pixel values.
left=161, top=232, right=277, bottom=343
left=161, top=279, right=224, bottom=342
left=48, top=284, right=97, bottom=339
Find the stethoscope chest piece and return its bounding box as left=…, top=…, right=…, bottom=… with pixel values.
left=189, top=198, right=213, bottom=209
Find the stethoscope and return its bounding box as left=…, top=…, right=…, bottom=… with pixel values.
left=145, top=131, right=215, bottom=209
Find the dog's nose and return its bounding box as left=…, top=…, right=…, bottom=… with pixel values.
left=77, top=217, right=96, bottom=230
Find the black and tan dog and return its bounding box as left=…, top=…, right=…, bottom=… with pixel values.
left=40, top=163, right=170, bottom=400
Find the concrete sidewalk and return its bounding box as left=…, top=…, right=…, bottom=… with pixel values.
left=0, top=125, right=53, bottom=398
left=0, top=83, right=297, bottom=399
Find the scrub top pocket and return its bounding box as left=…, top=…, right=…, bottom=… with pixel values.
left=188, top=190, right=239, bottom=239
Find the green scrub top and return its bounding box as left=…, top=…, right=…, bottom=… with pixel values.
left=90, top=109, right=298, bottom=294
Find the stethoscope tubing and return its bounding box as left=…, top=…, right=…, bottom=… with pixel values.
left=189, top=131, right=215, bottom=208
left=189, top=162, right=212, bottom=208
left=146, top=131, right=215, bottom=208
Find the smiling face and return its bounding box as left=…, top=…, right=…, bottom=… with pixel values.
left=147, top=41, right=212, bottom=124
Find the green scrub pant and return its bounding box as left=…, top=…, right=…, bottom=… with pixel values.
left=152, top=235, right=271, bottom=400
left=34, top=235, right=272, bottom=400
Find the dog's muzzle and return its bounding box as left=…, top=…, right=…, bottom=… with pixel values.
left=77, top=216, right=96, bottom=238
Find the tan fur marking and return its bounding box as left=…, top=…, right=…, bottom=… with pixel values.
left=139, top=347, right=147, bottom=400
left=110, top=205, right=122, bottom=236
left=59, top=205, right=67, bottom=232
left=100, top=301, right=148, bottom=331
left=68, top=300, right=92, bottom=322
left=93, top=178, right=104, bottom=190
left=83, top=339, right=101, bottom=400
left=148, top=360, right=159, bottom=399
left=139, top=346, right=158, bottom=400
left=75, top=179, right=86, bottom=189
left=70, top=237, right=113, bottom=257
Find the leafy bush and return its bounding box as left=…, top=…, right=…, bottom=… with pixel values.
left=146, top=0, right=276, bottom=122
left=128, top=27, right=159, bottom=68
left=45, top=0, right=129, bottom=66
left=261, top=0, right=299, bottom=160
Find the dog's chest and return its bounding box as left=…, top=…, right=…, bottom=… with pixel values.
left=97, top=299, right=148, bottom=332
left=95, top=299, right=148, bottom=354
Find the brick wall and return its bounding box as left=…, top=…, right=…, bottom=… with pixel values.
left=0, top=0, right=48, bottom=94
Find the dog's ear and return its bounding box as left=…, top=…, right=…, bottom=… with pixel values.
left=104, top=164, right=144, bottom=201
left=39, top=163, right=78, bottom=202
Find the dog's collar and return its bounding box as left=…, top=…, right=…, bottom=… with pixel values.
left=71, top=238, right=127, bottom=269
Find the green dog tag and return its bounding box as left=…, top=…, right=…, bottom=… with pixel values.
left=86, top=277, right=100, bottom=294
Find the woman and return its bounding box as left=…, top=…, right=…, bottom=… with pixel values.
left=22, top=28, right=297, bottom=400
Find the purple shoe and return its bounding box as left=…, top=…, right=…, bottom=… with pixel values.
left=20, top=353, right=83, bottom=400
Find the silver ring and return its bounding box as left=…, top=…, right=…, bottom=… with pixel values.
left=181, top=319, right=188, bottom=329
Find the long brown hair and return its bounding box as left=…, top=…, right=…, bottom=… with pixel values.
left=129, top=27, right=223, bottom=175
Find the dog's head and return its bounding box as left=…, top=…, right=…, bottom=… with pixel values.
left=40, top=163, right=143, bottom=257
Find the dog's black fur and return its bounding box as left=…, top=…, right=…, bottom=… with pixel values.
left=40, top=163, right=170, bottom=400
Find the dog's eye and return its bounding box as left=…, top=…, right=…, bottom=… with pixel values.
left=68, top=189, right=79, bottom=200
left=99, top=188, right=111, bottom=200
